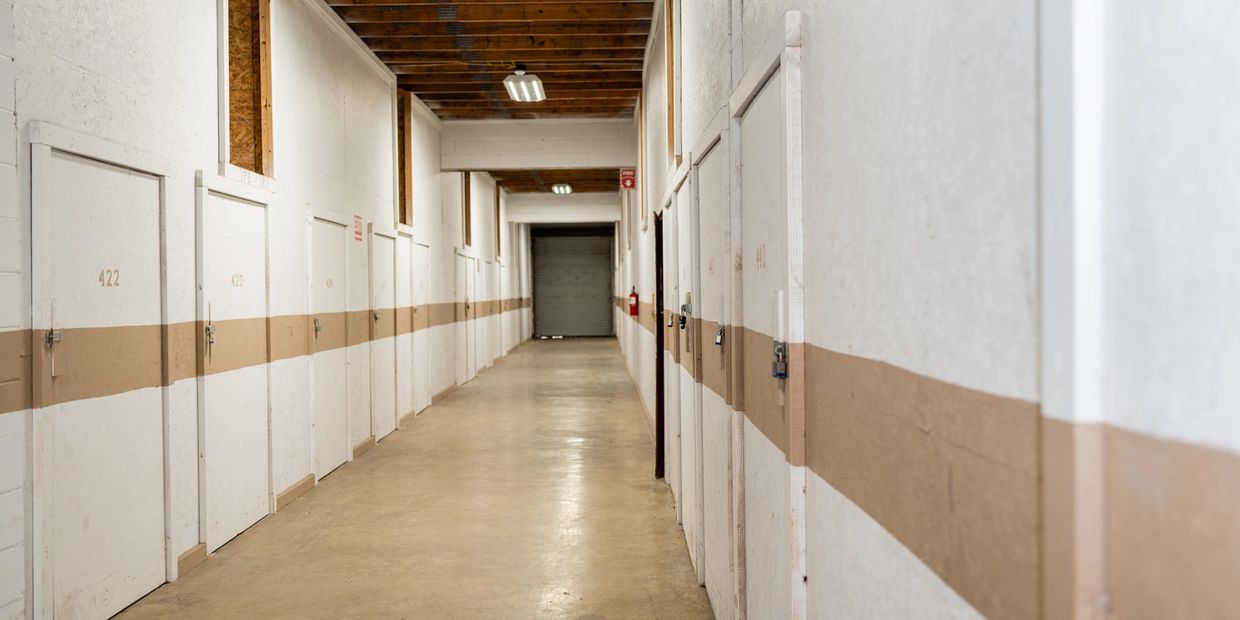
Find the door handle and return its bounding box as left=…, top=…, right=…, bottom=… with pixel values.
left=373, top=311, right=381, bottom=322
left=45, top=329, right=64, bottom=377
left=313, top=317, right=322, bottom=337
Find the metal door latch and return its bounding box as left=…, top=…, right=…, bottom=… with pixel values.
left=679, top=304, right=690, bottom=330
left=373, top=311, right=381, bottom=321
left=772, top=340, right=788, bottom=379
left=666, top=312, right=674, bottom=328
left=714, top=326, right=725, bottom=347
left=313, top=317, right=322, bottom=337
left=204, top=324, right=217, bottom=346
left=44, top=329, right=64, bottom=347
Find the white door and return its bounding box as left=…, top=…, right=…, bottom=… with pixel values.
left=32, top=148, right=166, bottom=619
left=696, top=137, right=738, bottom=613
left=676, top=178, right=706, bottom=582
left=663, top=204, right=682, bottom=517
left=413, top=244, right=431, bottom=412
left=476, top=262, right=489, bottom=369
left=312, top=217, right=349, bottom=480
left=370, top=231, right=397, bottom=440
left=739, top=68, right=796, bottom=618
left=454, top=253, right=468, bottom=385
left=491, top=262, right=502, bottom=360
left=395, top=235, right=413, bottom=425
left=198, top=189, right=270, bottom=553
left=467, top=257, right=478, bottom=379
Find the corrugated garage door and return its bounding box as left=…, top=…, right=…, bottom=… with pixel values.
left=533, top=234, right=614, bottom=336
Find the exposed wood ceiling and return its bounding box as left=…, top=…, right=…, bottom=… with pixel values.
left=490, top=168, right=619, bottom=193
left=328, top=1, right=654, bottom=121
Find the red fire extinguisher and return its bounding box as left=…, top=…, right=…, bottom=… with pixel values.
left=628, top=287, right=640, bottom=316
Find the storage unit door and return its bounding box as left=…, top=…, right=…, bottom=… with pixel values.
left=33, top=150, right=166, bottom=619
left=370, top=233, right=397, bottom=440
left=532, top=235, right=615, bottom=337
left=676, top=180, right=706, bottom=581
left=200, top=190, right=270, bottom=553
left=312, top=218, right=349, bottom=480
left=413, top=244, right=431, bottom=411
left=739, top=68, right=793, bottom=619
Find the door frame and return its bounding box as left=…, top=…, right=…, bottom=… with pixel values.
left=29, top=122, right=175, bottom=612
left=193, top=170, right=274, bottom=557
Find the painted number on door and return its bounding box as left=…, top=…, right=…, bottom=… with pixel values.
left=98, top=268, right=121, bottom=287
left=231, top=274, right=245, bottom=288
left=325, top=278, right=334, bottom=289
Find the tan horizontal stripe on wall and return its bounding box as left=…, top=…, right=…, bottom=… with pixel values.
left=1107, top=425, right=1240, bottom=619
left=804, top=345, right=1039, bottom=620
left=166, top=321, right=198, bottom=384
left=414, top=304, right=431, bottom=331
left=32, top=325, right=163, bottom=409
left=270, top=314, right=312, bottom=361
left=0, top=330, right=33, bottom=413
left=372, top=308, right=396, bottom=341
left=1, top=298, right=533, bottom=415
left=200, top=317, right=269, bottom=377
left=396, top=306, right=414, bottom=336
left=347, top=310, right=370, bottom=347
left=313, top=311, right=348, bottom=352
left=738, top=327, right=791, bottom=459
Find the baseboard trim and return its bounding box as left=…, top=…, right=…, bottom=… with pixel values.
left=275, top=473, right=316, bottom=511
left=176, top=543, right=208, bottom=579
left=352, top=435, right=377, bottom=459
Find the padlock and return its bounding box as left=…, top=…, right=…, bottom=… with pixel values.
left=772, top=340, right=788, bottom=379
left=714, top=326, right=724, bottom=347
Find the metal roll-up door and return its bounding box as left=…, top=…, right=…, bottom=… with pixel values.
left=533, top=234, right=614, bottom=336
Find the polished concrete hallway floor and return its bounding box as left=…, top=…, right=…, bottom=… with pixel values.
left=121, top=338, right=711, bottom=619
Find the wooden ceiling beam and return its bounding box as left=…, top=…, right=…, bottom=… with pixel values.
left=376, top=48, right=645, bottom=62
left=350, top=20, right=650, bottom=37
left=417, top=89, right=638, bottom=101
left=389, top=62, right=642, bottom=75
left=427, top=100, right=635, bottom=110
left=391, top=67, right=641, bottom=79
left=437, top=110, right=632, bottom=120
left=363, top=34, right=647, bottom=52
left=404, top=80, right=640, bottom=93
left=332, top=3, right=655, bottom=23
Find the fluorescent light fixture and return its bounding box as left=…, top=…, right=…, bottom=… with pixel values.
left=552, top=184, right=573, bottom=195
left=503, top=69, right=545, bottom=103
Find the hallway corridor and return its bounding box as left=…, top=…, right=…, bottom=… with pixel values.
left=120, top=340, right=711, bottom=619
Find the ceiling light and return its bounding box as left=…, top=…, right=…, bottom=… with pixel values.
left=552, top=184, right=572, bottom=195
left=503, top=68, right=545, bottom=103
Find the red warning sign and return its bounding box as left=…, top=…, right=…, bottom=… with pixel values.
left=354, top=215, right=363, bottom=241
left=620, top=167, right=637, bottom=190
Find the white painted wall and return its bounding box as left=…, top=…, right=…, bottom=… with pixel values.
left=0, top=1, right=532, bottom=617
left=505, top=192, right=621, bottom=224
left=441, top=119, right=637, bottom=171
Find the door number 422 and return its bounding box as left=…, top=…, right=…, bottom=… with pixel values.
left=98, top=268, right=121, bottom=287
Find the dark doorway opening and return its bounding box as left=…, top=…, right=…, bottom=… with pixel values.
left=654, top=212, right=666, bottom=479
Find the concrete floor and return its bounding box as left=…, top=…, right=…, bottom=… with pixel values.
left=121, top=338, right=712, bottom=619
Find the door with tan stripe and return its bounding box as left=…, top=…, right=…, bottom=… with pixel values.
left=32, top=148, right=166, bottom=619
left=663, top=203, right=682, bottom=518
left=198, top=188, right=271, bottom=553
left=370, top=231, right=398, bottom=440
left=312, top=217, right=349, bottom=480
left=413, top=243, right=431, bottom=412
left=738, top=67, right=796, bottom=618
left=676, top=175, right=706, bottom=583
